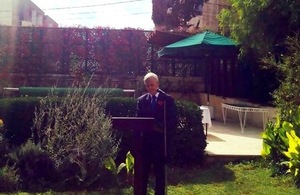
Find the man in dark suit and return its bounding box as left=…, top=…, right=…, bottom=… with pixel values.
left=136, top=72, right=177, bottom=195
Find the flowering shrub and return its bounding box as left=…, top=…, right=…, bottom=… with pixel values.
left=31, top=81, right=120, bottom=189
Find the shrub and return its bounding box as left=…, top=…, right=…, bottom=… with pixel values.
left=8, top=140, right=57, bottom=192
left=104, top=151, right=135, bottom=189
left=0, top=97, right=39, bottom=146
left=0, top=139, right=9, bottom=168
left=105, top=97, right=137, bottom=117
left=0, top=119, right=10, bottom=167
left=0, top=165, right=19, bottom=192
left=262, top=106, right=300, bottom=185
left=105, top=97, right=137, bottom=165
left=173, top=100, right=207, bottom=166
left=0, top=119, right=19, bottom=192
left=31, top=85, right=120, bottom=190
left=283, top=130, right=300, bottom=187
left=261, top=118, right=289, bottom=176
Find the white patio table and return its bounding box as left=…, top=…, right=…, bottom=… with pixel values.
left=199, top=106, right=212, bottom=136
left=221, top=103, right=269, bottom=133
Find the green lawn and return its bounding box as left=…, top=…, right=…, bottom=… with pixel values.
left=5, top=160, right=300, bottom=195
left=164, top=161, right=299, bottom=195
left=123, top=160, right=299, bottom=195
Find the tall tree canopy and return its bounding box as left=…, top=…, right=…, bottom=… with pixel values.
left=218, top=0, right=300, bottom=107
left=218, top=0, right=300, bottom=56
left=152, top=0, right=209, bottom=32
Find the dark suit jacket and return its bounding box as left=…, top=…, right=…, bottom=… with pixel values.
left=136, top=89, right=177, bottom=159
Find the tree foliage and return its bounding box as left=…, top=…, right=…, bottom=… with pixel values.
left=218, top=0, right=300, bottom=56
left=262, top=33, right=300, bottom=119
left=152, top=0, right=209, bottom=31
left=217, top=0, right=300, bottom=105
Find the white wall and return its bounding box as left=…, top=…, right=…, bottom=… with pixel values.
left=0, top=0, right=14, bottom=26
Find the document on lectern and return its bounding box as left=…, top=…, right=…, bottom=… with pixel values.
left=111, top=117, right=154, bottom=131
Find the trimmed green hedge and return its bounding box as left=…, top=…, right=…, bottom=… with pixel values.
left=0, top=97, right=207, bottom=166
left=0, top=97, right=39, bottom=145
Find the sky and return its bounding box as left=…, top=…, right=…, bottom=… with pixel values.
left=31, top=0, right=155, bottom=30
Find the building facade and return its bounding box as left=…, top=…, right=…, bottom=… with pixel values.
left=0, top=0, right=58, bottom=27
left=199, top=0, right=230, bottom=32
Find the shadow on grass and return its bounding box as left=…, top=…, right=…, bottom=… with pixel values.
left=167, top=163, right=235, bottom=185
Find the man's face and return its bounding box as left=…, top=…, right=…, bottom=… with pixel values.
left=145, top=77, right=159, bottom=95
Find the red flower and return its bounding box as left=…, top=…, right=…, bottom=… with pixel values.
left=157, top=100, right=164, bottom=106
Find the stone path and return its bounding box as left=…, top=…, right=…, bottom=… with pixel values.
left=205, top=120, right=264, bottom=157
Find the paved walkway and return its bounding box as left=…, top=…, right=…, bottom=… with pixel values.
left=205, top=120, right=264, bottom=157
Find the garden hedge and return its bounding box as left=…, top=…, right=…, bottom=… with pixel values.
left=0, top=97, right=207, bottom=166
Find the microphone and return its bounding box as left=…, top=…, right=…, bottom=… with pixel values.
left=157, top=88, right=167, bottom=95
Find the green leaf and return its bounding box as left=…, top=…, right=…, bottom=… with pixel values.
left=117, top=163, right=126, bottom=174
left=283, top=151, right=292, bottom=159
left=103, top=157, right=116, bottom=173
left=125, top=151, right=134, bottom=174
left=261, top=142, right=271, bottom=157
left=282, top=121, right=293, bottom=132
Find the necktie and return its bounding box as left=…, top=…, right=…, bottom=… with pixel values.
left=151, top=96, right=156, bottom=110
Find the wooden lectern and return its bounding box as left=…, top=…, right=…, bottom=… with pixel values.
left=111, top=117, right=154, bottom=195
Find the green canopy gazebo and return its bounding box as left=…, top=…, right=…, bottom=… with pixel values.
left=158, top=30, right=238, bottom=58
left=157, top=31, right=239, bottom=104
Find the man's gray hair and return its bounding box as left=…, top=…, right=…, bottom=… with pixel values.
left=143, top=72, right=159, bottom=84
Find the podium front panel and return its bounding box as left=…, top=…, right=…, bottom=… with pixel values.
left=111, top=117, right=154, bottom=131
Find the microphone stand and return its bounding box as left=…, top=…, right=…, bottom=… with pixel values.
left=158, top=88, right=168, bottom=195
left=163, top=100, right=168, bottom=195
